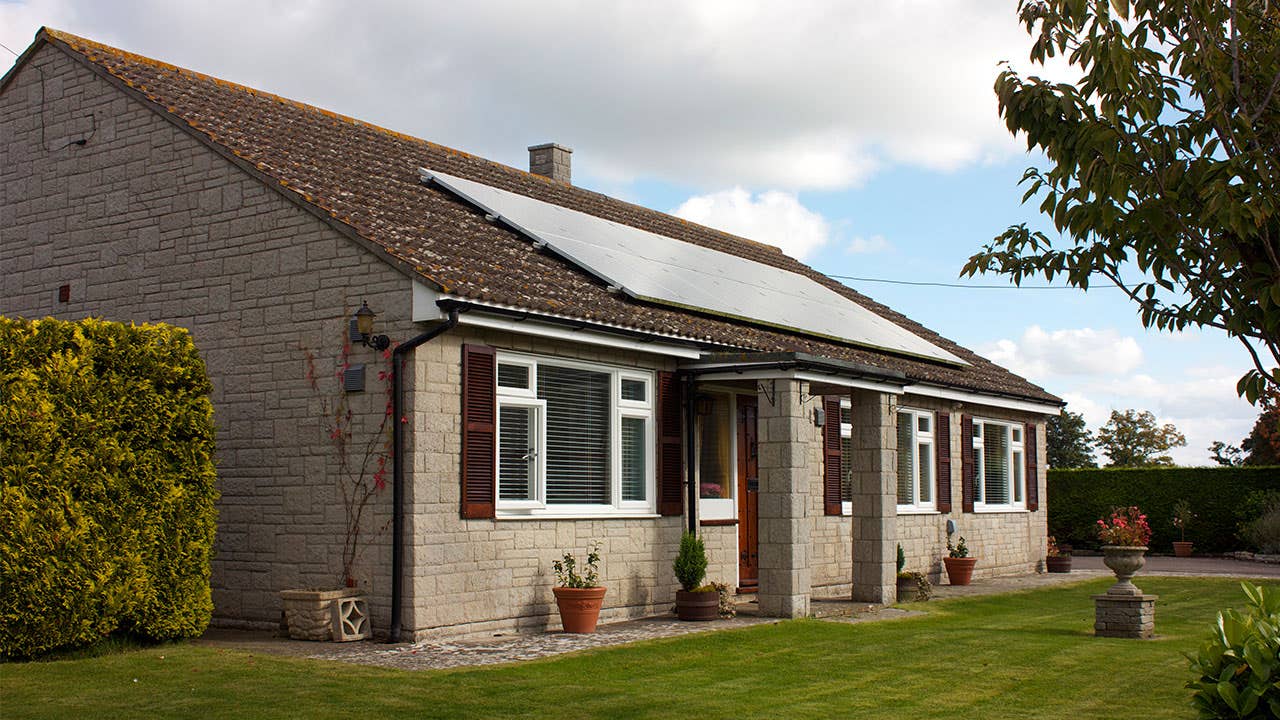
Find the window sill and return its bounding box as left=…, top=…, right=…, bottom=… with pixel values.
left=896, top=508, right=940, bottom=516
left=972, top=507, right=1030, bottom=514
left=495, top=512, right=663, bottom=521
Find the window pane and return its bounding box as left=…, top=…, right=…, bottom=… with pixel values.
left=539, top=365, right=611, bottom=504
left=621, top=378, right=646, bottom=402
left=1013, top=451, right=1024, bottom=502
left=897, top=412, right=913, bottom=504
left=497, top=363, right=529, bottom=390
left=974, top=447, right=984, bottom=502
left=621, top=417, right=646, bottom=502
left=841, top=436, right=854, bottom=503
left=698, top=394, right=732, bottom=499
left=918, top=442, right=932, bottom=503
left=918, top=415, right=930, bottom=433
left=1012, top=427, right=1022, bottom=443
left=983, top=424, right=1010, bottom=504
left=498, top=405, right=533, bottom=501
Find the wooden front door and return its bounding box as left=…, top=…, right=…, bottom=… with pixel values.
left=736, top=394, right=759, bottom=591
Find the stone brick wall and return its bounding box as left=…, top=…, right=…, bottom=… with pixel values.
left=809, top=393, right=1049, bottom=592
left=401, top=326, right=688, bottom=640
left=1, top=44, right=422, bottom=631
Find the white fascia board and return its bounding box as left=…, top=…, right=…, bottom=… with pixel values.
left=412, top=281, right=703, bottom=359
left=904, top=383, right=1063, bottom=416
left=691, top=368, right=905, bottom=395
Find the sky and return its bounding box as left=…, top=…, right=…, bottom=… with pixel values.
left=0, top=0, right=1262, bottom=465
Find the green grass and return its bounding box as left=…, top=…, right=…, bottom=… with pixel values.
left=1, top=577, right=1271, bottom=719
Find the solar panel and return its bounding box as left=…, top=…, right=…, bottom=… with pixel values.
left=420, top=168, right=966, bottom=366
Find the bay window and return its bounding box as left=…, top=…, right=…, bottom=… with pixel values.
left=972, top=418, right=1025, bottom=511
left=495, top=352, right=654, bottom=516
left=896, top=408, right=935, bottom=512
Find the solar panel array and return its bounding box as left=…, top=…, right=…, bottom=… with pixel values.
left=421, top=168, right=966, bottom=365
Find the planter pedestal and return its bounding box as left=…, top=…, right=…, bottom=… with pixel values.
left=280, top=588, right=370, bottom=642
left=1093, top=592, right=1158, bottom=638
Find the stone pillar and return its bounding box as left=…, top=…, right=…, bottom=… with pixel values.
left=1094, top=593, right=1157, bottom=638
left=849, top=389, right=897, bottom=604
left=756, top=379, right=812, bottom=617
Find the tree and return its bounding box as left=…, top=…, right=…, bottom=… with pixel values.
left=1241, top=386, right=1280, bottom=465
left=1095, top=409, right=1187, bottom=467
left=1208, top=440, right=1244, bottom=466
left=963, top=0, right=1280, bottom=403
left=1047, top=407, right=1097, bottom=467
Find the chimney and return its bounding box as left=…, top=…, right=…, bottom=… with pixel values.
left=528, top=143, right=572, bottom=184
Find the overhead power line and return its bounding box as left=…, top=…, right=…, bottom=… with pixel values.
left=826, top=273, right=1126, bottom=290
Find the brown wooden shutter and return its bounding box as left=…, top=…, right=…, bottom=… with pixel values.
left=1025, top=422, right=1039, bottom=511
left=656, top=371, right=683, bottom=516
left=936, top=411, right=952, bottom=513
left=460, top=344, right=496, bottom=519
left=822, top=396, right=843, bottom=516
left=960, top=414, right=975, bottom=513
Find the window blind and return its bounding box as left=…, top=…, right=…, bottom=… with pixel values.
left=983, top=424, right=1009, bottom=503
left=539, top=364, right=611, bottom=504
left=498, top=405, right=533, bottom=500
left=897, top=413, right=913, bottom=505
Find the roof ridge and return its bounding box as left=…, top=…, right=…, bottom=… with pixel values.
left=40, top=27, right=790, bottom=260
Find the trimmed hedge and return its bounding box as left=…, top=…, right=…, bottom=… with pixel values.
left=0, top=317, right=217, bottom=658
left=1048, top=467, right=1280, bottom=554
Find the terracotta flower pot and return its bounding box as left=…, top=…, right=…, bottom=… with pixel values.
left=1045, top=555, right=1072, bottom=573
left=1101, top=545, right=1147, bottom=595
left=943, top=557, right=977, bottom=585
left=675, top=589, right=719, bottom=621
left=553, top=586, right=607, bottom=633
left=1172, top=541, right=1193, bottom=558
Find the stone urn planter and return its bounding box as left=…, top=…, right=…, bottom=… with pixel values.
left=1172, top=541, right=1193, bottom=558
left=1045, top=555, right=1072, bottom=573
left=943, top=557, right=977, bottom=586
left=1101, top=545, right=1148, bottom=595
left=553, top=586, right=608, bottom=633
left=676, top=589, right=719, bottom=621
left=280, top=588, right=370, bottom=642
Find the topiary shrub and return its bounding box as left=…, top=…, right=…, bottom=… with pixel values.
left=1185, top=583, right=1280, bottom=719
left=0, top=317, right=217, bottom=658
left=673, top=532, right=708, bottom=592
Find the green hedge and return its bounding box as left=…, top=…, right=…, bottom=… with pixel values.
left=1048, top=467, right=1280, bottom=554
left=0, top=317, right=218, bottom=658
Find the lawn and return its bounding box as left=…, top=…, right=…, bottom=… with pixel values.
left=1, top=577, right=1270, bottom=719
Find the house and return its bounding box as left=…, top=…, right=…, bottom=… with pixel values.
left=0, top=29, right=1063, bottom=640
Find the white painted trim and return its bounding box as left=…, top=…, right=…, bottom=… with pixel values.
left=904, top=383, right=1062, bottom=416
left=690, top=368, right=905, bottom=395
left=464, top=311, right=703, bottom=359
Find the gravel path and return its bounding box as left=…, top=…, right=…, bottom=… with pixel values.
left=195, top=557, right=1274, bottom=671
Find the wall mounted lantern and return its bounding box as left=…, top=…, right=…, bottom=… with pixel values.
left=351, top=301, right=391, bottom=351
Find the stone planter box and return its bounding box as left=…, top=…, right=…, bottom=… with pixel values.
left=280, top=588, right=371, bottom=642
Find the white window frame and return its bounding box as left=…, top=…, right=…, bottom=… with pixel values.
left=896, top=407, right=936, bottom=514
left=972, top=417, right=1026, bottom=513
left=495, top=396, right=546, bottom=509
left=696, top=390, right=738, bottom=522
left=840, top=399, right=853, bottom=516
left=494, top=352, right=656, bottom=518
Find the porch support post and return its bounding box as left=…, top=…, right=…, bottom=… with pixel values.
left=756, top=378, right=812, bottom=618
left=850, top=388, right=897, bottom=604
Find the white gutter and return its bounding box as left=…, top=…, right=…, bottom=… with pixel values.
left=903, top=383, right=1063, bottom=416
left=691, top=368, right=906, bottom=396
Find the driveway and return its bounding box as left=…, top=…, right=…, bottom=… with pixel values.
left=1069, top=554, right=1280, bottom=578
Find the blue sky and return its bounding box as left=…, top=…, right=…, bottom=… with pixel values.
left=0, top=0, right=1259, bottom=464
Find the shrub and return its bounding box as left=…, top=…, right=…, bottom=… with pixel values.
left=673, top=532, right=708, bottom=592
left=1243, top=508, right=1280, bottom=554
left=1185, top=583, right=1280, bottom=719
left=0, top=317, right=217, bottom=658
left=1048, top=467, right=1280, bottom=552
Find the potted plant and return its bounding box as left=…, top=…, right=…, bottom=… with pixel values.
left=1096, top=506, right=1151, bottom=595
left=552, top=542, right=607, bottom=633
left=673, top=532, right=717, bottom=621
left=943, top=534, right=977, bottom=585
left=1171, top=499, right=1195, bottom=557
left=280, top=332, right=390, bottom=642
left=1045, top=535, right=1072, bottom=573
left=895, top=544, right=916, bottom=600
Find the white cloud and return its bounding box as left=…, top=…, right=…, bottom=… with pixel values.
left=979, top=326, right=1144, bottom=381
left=847, top=235, right=891, bottom=254
left=0, top=0, right=1076, bottom=191
left=672, top=187, right=830, bottom=260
